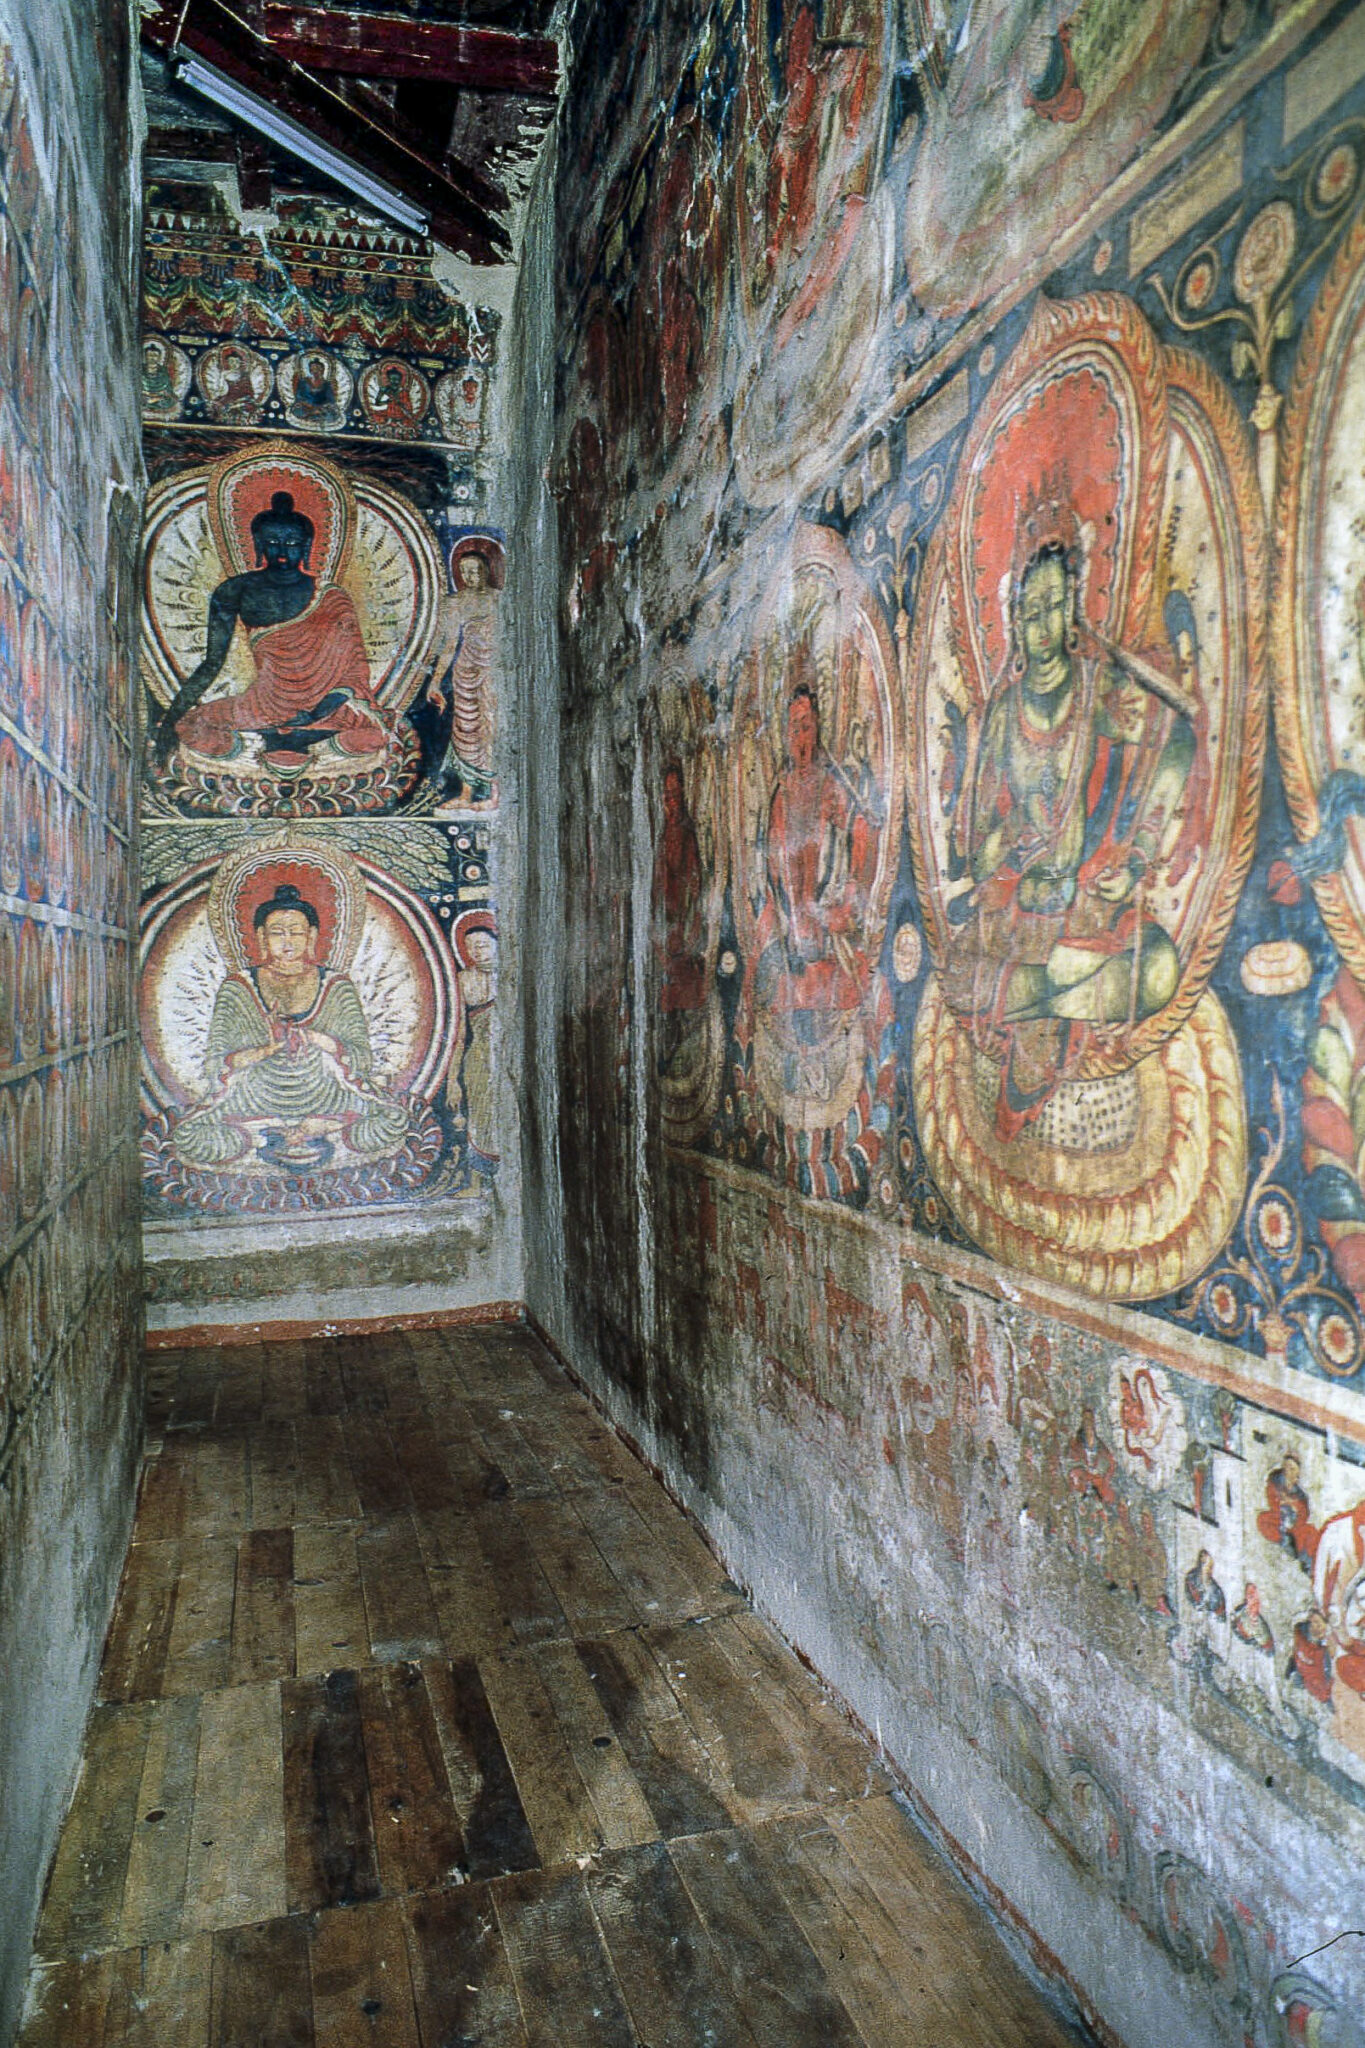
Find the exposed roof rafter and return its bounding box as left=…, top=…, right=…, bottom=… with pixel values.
left=262, top=5, right=559, bottom=95
left=141, top=0, right=517, bottom=261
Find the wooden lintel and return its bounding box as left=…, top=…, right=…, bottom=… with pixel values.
left=141, top=0, right=512, bottom=260
left=262, top=5, right=559, bottom=95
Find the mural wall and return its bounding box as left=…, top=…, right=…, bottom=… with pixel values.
left=142, top=199, right=496, bottom=454
left=539, top=2, right=1365, bottom=2041
left=0, top=1, right=144, bottom=2038
left=138, top=199, right=516, bottom=1327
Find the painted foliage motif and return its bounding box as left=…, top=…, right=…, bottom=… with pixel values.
left=141, top=442, right=442, bottom=818
left=1274, top=207, right=1365, bottom=1324
left=728, top=525, right=902, bottom=1191
left=141, top=834, right=467, bottom=1215
left=908, top=291, right=1266, bottom=1299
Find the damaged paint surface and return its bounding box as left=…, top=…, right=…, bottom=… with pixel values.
left=523, top=2, right=1365, bottom=2041
left=0, top=1, right=144, bottom=2038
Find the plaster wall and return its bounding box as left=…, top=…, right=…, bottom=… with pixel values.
left=0, top=2, right=145, bottom=2038
left=507, top=140, right=567, bottom=1341
left=527, top=2, right=1365, bottom=2041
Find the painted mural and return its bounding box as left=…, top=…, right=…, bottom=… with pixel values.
left=727, top=524, right=901, bottom=1185
left=650, top=662, right=724, bottom=1148
left=432, top=532, right=504, bottom=811
left=908, top=288, right=1265, bottom=1300
left=139, top=203, right=506, bottom=1251
left=562, top=0, right=1365, bottom=1354
left=730, top=0, right=893, bottom=505
left=0, top=5, right=143, bottom=2028
left=551, top=0, right=1365, bottom=2037
left=0, top=18, right=141, bottom=1484
left=139, top=811, right=495, bottom=1224
left=142, top=200, right=495, bottom=462
left=902, top=0, right=1224, bottom=320
left=142, top=441, right=442, bottom=815
left=140, top=828, right=478, bottom=1215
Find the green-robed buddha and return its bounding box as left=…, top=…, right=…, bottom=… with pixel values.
left=942, top=521, right=1203, bottom=1143
left=172, top=882, right=409, bottom=1172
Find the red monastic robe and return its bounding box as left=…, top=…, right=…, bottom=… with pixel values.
left=178, top=585, right=386, bottom=759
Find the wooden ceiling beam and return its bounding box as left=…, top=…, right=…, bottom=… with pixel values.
left=141, top=0, right=513, bottom=260
left=262, top=6, right=559, bottom=95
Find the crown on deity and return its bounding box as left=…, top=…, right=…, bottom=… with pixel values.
left=1010, top=467, right=1083, bottom=584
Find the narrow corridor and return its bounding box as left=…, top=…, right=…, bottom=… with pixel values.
left=18, top=1326, right=1083, bottom=2046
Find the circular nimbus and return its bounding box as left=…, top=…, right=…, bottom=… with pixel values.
left=140, top=440, right=443, bottom=722
left=907, top=292, right=1262, bottom=1300
left=730, top=524, right=902, bottom=1131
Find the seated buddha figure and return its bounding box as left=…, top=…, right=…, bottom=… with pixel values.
left=171, top=882, right=410, bottom=1173
left=752, top=663, right=882, bottom=1100
left=152, top=491, right=388, bottom=768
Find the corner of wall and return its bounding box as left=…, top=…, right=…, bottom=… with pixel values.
left=505, top=134, right=568, bottom=1348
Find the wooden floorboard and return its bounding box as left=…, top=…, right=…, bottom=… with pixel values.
left=308, top=1897, right=419, bottom=2048
left=161, top=1537, right=235, bottom=1699
left=477, top=1648, right=605, bottom=1867
left=669, top=1825, right=867, bottom=2048
left=119, top=1695, right=200, bottom=1946
left=405, top=1886, right=528, bottom=2048
left=20, top=1325, right=1088, bottom=2047
left=583, top=1838, right=766, bottom=2048
left=282, top=1670, right=380, bottom=1913
left=495, top=1863, right=637, bottom=2048
left=209, top=1918, right=313, bottom=2047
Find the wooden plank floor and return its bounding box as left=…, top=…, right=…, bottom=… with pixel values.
left=18, top=1325, right=1087, bottom=2047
